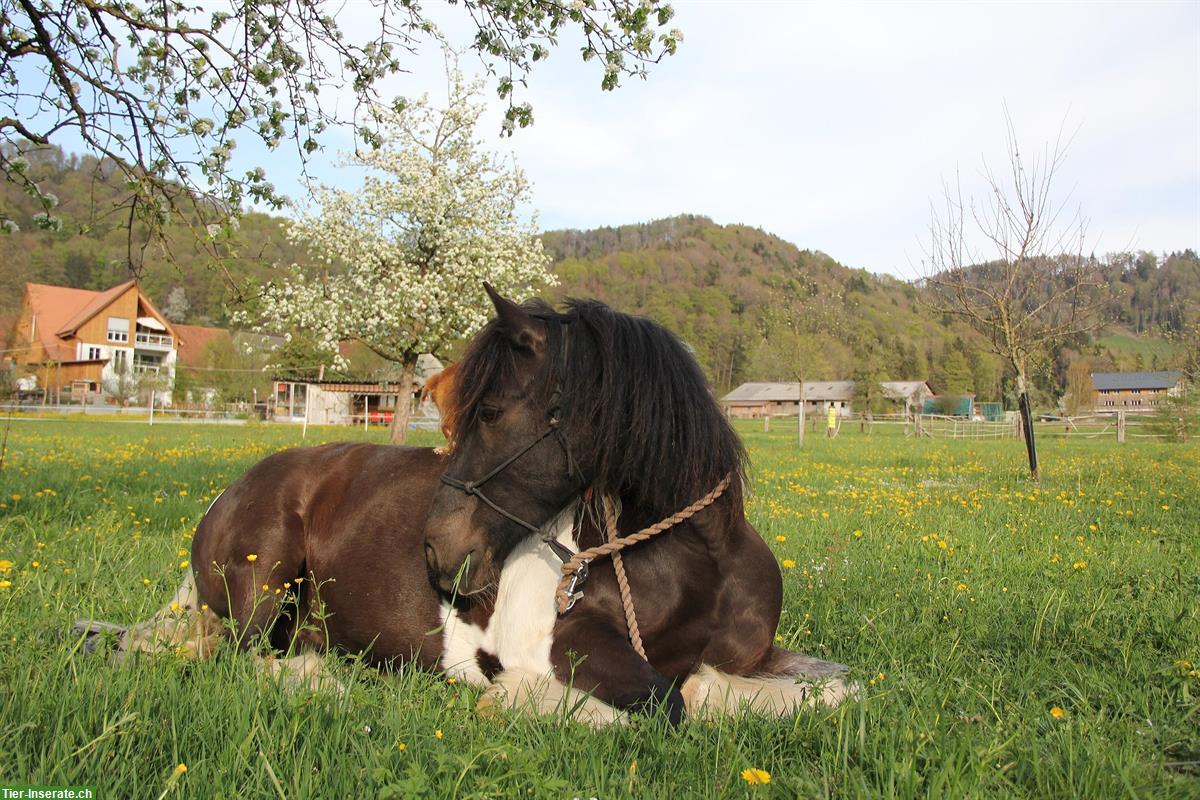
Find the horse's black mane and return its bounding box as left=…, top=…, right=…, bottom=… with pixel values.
left=455, top=297, right=746, bottom=518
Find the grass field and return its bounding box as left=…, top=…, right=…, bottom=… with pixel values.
left=0, top=418, right=1196, bottom=798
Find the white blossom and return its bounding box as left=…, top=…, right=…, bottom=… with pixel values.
left=251, top=63, right=555, bottom=373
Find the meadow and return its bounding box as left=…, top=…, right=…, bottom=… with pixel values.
left=0, top=417, right=1196, bottom=799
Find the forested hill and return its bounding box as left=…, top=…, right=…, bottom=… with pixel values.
left=542, top=217, right=1197, bottom=398
left=2, top=148, right=1196, bottom=401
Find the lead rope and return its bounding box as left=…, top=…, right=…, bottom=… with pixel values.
left=555, top=474, right=733, bottom=661
left=603, top=494, right=645, bottom=659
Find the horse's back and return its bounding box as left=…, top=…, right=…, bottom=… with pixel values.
left=191, top=443, right=448, bottom=666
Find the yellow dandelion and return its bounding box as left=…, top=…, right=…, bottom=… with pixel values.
left=178, top=490, right=188, bottom=496
left=0, top=580, right=11, bottom=589
left=175, top=763, right=187, bottom=774
left=740, top=768, right=771, bottom=785
left=396, top=742, right=407, bottom=751
left=434, top=730, right=443, bottom=740
left=781, top=559, right=796, bottom=569
left=0, top=560, right=12, bottom=573
left=179, top=560, right=190, bottom=569
left=1049, top=706, right=1066, bottom=719
left=853, top=530, right=864, bottom=538
left=774, top=535, right=787, bottom=543
left=143, top=578, right=151, bottom=586
left=246, top=554, right=258, bottom=562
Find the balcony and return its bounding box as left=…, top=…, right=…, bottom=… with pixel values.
left=133, top=363, right=161, bottom=374
left=135, top=331, right=174, bottom=350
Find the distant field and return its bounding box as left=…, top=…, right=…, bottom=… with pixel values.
left=1096, top=332, right=1178, bottom=368
left=0, top=419, right=1196, bottom=798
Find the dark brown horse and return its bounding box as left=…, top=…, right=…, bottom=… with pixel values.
left=423, top=287, right=851, bottom=723
left=77, top=289, right=851, bottom=724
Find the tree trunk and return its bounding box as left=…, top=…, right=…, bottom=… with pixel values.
left=388, top=359, right=417, bottom=445
left=1017, top=371, right=1040, bottom=481
left=796, top=381, right=806, bottom=448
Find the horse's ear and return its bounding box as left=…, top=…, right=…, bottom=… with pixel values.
left=484, top=283, right=546, bottom=355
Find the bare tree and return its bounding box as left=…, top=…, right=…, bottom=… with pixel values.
left=756, top=281, right=843, bottom=447
left=922, top=116, right=1107, bottom=479
left=1063, top=359, right=1093, bottom=417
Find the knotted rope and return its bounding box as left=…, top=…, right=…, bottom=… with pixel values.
left=555, top=474, right=733, bottom=660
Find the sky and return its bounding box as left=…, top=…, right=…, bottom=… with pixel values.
left=17, top=0, right=1200, bottom=279
left=290, top=0, right=1200, bottom=279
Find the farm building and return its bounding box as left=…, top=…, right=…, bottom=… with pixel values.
left=881, top=381, right=935, bottom=412
left=273, top=355, right=444, bottom=425
left=4, top=279, right=180, bottom=405
left=1090, top=371, right=1184, bottom=413
left=721, top=381, right=856, bottom=419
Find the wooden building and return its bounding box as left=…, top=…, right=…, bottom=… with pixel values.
left=1090, top=371, right=1185, bottom=413
left=721, top=381, right=856, bottom=419
left=5, top=280, right=179, bottom=404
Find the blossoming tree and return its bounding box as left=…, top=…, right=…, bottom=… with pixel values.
left=254, top=67, right=554, bottom=444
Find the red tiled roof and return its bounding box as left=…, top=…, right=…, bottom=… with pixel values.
left=24, top=283, right=115, bottom=361
left=174, top=323, right=229, bottom=368
left=54, top=279, right=136, bottom=336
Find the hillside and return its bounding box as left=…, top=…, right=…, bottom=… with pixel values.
left=543, top=218, right=1196, bottom=399
left=3, top=149, right=1195, bottom=402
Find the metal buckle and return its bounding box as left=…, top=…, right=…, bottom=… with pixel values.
left=561, top=561, right=589, bottom=613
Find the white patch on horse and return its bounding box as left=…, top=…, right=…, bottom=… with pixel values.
left=437, top=604, right=488, bottom=686
left=437, top=504, right=578, bottom=685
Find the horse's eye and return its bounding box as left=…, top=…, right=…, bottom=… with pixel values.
left=479, top=405, right=503, bottom=425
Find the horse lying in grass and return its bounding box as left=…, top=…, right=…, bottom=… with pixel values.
left=77, top=288, right=853, bottom=725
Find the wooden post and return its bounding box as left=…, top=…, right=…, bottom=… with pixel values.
left=763, top=415, right=769, bottom=433
left=302, top=385, right=309, bottom=439
left=148, top=386, right=154, bottom=426
left=1117, top=410, right=1126, bottom=443
left=364, top=394, right=370, bottom=433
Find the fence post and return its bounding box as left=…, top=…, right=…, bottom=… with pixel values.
left=763, top=415, right=769, bottom=433
left=1117, top=410, right=1126, bottom=443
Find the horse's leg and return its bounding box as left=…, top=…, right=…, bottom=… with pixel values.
left=680, top=660, right=857, bottom=719
left=475, top=668, right=628, bottom=727
left=257, top=652, right=345, bottom=696
left=196, top=510, right=308, bottom=652
left=75, top=572, right=223, bottom=662
left=550, top=615, right=685, bottom=725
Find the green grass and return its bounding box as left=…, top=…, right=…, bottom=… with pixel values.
left=1096, top=333, right=1178, bottom=369
left=0, top=418, right=1196, bottom=798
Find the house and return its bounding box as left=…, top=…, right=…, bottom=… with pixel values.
left=881, top=381, right=935, bottom=412
left=721, top=381, right=856, bottom=419
left=6, top=280, right=179, bottom=404
left=1090, top=371, right=1184, bottom=413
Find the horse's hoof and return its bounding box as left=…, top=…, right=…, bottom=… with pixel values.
left=72, top=620, right=126, bottom=654
left=475, top=693, right=500, bottom=720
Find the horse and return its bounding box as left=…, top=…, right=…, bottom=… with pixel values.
left=422, top=286, right=852, bottom=723
left=75, top=288, right=852, bottom=725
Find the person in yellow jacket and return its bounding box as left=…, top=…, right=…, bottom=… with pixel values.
left=827, top=405, right=838, bottom=438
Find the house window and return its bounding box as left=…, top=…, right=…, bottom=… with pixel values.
left=86, top=346, right=102, bottom=360
left=112, top=349, right=128, bottom=372
left=107, top=316, right=130, bottom=343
